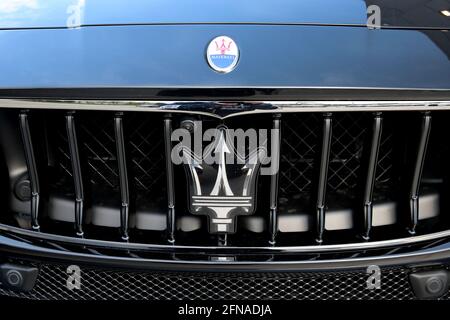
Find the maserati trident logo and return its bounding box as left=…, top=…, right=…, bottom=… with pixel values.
left=171, top=122, right=279, bottom=234
left=206, top=36, right=239, bottom=73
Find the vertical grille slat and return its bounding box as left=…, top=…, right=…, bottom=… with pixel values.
left=65, top=113, right=85, bottom=237
left=316, top=113, right=333, bottom=244
left=114, top=113, right=130, bottom=241
left=409, top=112, right=432, bottom=235
left=269, top=115, right=281, bottom=245
left=363, top=113, right=383, bottom=240
left=19, top=111, right=40, bottom=231
left=164, top=116, right=176, bottom=244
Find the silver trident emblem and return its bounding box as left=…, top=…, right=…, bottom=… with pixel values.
left=180, top=127, right=262, bottom=233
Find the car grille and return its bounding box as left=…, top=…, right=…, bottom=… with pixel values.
left=0, top=106, right=449, bottom=253
left=3, top=262, right=448, bottom=300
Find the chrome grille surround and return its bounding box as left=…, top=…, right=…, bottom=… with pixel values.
left=0, top=99, right=450, bottom=258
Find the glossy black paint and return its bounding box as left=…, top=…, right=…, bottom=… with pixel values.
left=0, top=25, right=449, bottom=92
left=2, top=88, right=450, bottom=101
left=0, top=0, right=449, bottom=30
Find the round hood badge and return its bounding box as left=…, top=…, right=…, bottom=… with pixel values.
left=206, top=36, right=239, bottom=73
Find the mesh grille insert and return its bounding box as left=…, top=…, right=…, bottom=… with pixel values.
left=1, top=263, right=439, bottom=300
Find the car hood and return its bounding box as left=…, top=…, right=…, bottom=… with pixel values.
left=1, top=0, right=449, bottom=30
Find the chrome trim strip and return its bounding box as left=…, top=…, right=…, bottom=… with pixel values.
left=1, top=99, right=450, bottom=119
left=1, top=223, right=449, bottom=254
left=1, top=233, right=450, bottom=272
left=2, top=22, right=450, bottom=32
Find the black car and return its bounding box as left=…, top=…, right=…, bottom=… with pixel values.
left=1, top=0, right=450, bottom=301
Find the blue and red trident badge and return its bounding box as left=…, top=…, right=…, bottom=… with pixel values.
left=206, top=36, right=239, bottom=73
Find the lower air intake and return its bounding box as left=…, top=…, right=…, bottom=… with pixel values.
left=3, top=263, right=448, bottom=300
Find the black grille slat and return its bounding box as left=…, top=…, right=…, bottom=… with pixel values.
left=316, top=114, right=333, bottom=244
left=409, top=112, right=432, bottom=235
left=363, top=113, right=383, bottom=240
left=164, top=117, right=176, bottom=244
left=65, top=113, right=85, bottom=237
left=19, top=112, right=40, bottom=231
left=114, top=114, right=130, bottom=241
left=269, top=115, right=281, bottom=245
